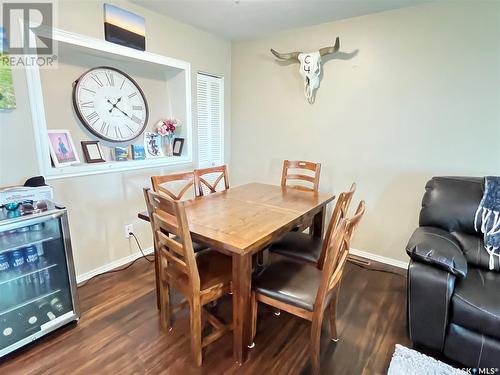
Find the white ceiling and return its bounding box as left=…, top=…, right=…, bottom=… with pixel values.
left=134, top=0, right=430, bottom=41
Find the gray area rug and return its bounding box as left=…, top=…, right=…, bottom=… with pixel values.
left=388, top=345, right=466, bottom=375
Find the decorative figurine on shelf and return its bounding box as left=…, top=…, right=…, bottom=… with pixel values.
left=156, top=119, right=181, bottom=157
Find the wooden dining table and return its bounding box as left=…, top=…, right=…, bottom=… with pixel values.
left=138, top=182, right=335, bottom=364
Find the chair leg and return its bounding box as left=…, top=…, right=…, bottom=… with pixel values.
left=249, top=293, right=257, bottom=347
left=158, top=263, right=171, bottom=331
left=163, top=284, right=172, bottom=331
left=154, top=246, right=160, bottom=310
left=329, top=288, right=340, bottom=342
left=190, top=300, right=203, bottom=366
left=310, top=310, right=325, bottom=375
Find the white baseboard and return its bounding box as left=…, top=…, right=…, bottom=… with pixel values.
left=75, top=247, right=407, bottom=285
left=76, top=247, right=154, bottom=285
left=350, top=248, right=409, bottom=270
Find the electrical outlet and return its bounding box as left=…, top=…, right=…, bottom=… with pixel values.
left=125, top=224, right=134, bottom=238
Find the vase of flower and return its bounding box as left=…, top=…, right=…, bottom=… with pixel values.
left=165, top=135, right=174, bottom=157
left=156, top=119, right=181, bottom=157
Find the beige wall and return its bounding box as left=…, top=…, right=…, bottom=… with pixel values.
left=0, top=0, right=231, bottom=276
left=231, top=1, right=500, bottom=262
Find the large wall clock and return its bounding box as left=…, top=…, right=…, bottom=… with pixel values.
left=72, top=66, right=149, bottom=142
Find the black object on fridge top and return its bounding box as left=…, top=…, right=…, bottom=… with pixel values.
left=0, top=202, right=80, bottom=357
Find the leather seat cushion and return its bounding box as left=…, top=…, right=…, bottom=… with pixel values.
left=451, top=267, right=500, bottom=340
left=253, top=259, right=322, bottom=312
left=172, top=235, right=207, bottom=253
left=269, top=232, right=322, bottom=265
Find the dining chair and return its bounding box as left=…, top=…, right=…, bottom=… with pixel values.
left=269, top=183, right=356, bottom=269
left=193, top=165, right=230, bottom=196
left=251, top=201, right=365, bottom=375
left=151, top=171, right=198, bottom=200
left=145, top=189, right=233, bottom=366
left=281, top=160, right=321, bottom=192
left=151, top=173, right=207, bottom=254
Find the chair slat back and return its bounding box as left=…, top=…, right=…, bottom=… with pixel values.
left=145, top=189, right=201, bottom=291
left=194, top=165, right=229, bottom=196
left=315, top=201, right=365, bottom=310
left=281, top=160, right=321, bottom=192
left=318, top=183, right=356, bottom=268
left=151, top=172, right=196, bottom=200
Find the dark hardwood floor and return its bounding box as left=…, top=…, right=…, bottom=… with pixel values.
left=0, top=259, right=410, bottom=375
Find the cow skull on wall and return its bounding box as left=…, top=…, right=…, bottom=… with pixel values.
left=271, top=37, right=340, bottom=104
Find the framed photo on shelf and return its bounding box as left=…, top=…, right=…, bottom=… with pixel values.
left=81, top=141, right=105, bottom=163
left=114, top=147, right=129, bottom=161
left=173, top=138, right=184, bottom=156
left=144, top=132, right=163, bottom=158
left=131, top=144, right=146, bottom=160
left=47, top=129, right=80, bottom=167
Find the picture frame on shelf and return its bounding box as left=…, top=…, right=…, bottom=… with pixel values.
left=81, top=141, right=106, bottom=163
left=172, top=138, right=185, bottom=156
left=47, top=129, right=80, bottom=167
left=131, top=144, right=146, bottom=160
left=144, top=132, right=163, bottom=158
left=114, top=147, right=129, bottom=161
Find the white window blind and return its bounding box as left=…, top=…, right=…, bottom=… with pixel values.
left=197, top=73, right=224, bottom=168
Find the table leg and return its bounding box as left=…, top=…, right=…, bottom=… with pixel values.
left=232, top=253, right=252, bottom=364
left=311, top=206, right=326, bottom=238
left=154, top=244, right=160, bottom=310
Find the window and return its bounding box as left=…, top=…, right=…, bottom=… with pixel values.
left=197, top=73, right=224, bottom=168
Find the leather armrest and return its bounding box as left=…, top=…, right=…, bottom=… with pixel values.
left=407, top=260, right=456, bottom=351
left=406, top=227, right=467, bottom=278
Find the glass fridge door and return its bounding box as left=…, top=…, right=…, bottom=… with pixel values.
left=0, top=213, right=77, bottom=354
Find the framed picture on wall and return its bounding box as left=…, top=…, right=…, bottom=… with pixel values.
left=81, top=141, right=106, bottom=163
left=103, top=4, right=146, bottom=51
left=173, top=138, right=184, bottom=156
left=47, top=130, right=80, bottom=167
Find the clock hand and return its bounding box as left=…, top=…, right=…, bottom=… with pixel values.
left=107, top=99, right=117, bottom=113
left=114, top=105, right=130, bottom=118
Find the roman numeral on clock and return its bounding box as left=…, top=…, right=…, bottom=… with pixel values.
left=131, top=115, right=142, bottom=125
left=125, top=124, right=135, bottom=134
left=132, top=105, right=143, bottom=111
left=86, top=111, right=99, bottom=124
left=91, top=75, right=103, bottom=87
left=100, top=122, right=109, bottom=135
left=115, top=127, right=123, bottom=139
left=80, top=101, right=94, bottom=108
left=105, top=72, right=114, bottom=86
left=128, top=92, right=138, bottom=99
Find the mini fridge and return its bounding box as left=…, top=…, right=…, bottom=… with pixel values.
left=0, top=203, right=80, bottom=357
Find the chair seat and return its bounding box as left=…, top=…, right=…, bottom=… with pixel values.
left=451, top=267, right=500, bottom=340
left=269, top=232, right=323, bottom=265
left=196, top=249, right=232, bottom=290
left=253, top=259, right=322, bottom=312
left=172, top=235, right=208, bottom=253
left=163, top=249, right=231, bottom=291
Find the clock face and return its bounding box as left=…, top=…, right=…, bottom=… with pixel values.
left=72, top=66, right=149, bottom=142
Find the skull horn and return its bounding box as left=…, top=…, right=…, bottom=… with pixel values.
left=319, top=37, right=340, bottom=57
left=270, top=48, right=301, bottom=61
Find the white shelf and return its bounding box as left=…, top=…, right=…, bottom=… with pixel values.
left=26, top=27, right=193, bottom=180
left=45, top=155, right=192, bottom=180
left=0, top=289, right=61, bottom=316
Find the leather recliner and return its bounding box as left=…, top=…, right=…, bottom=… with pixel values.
left=406, top=176, right=500, bottom=368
